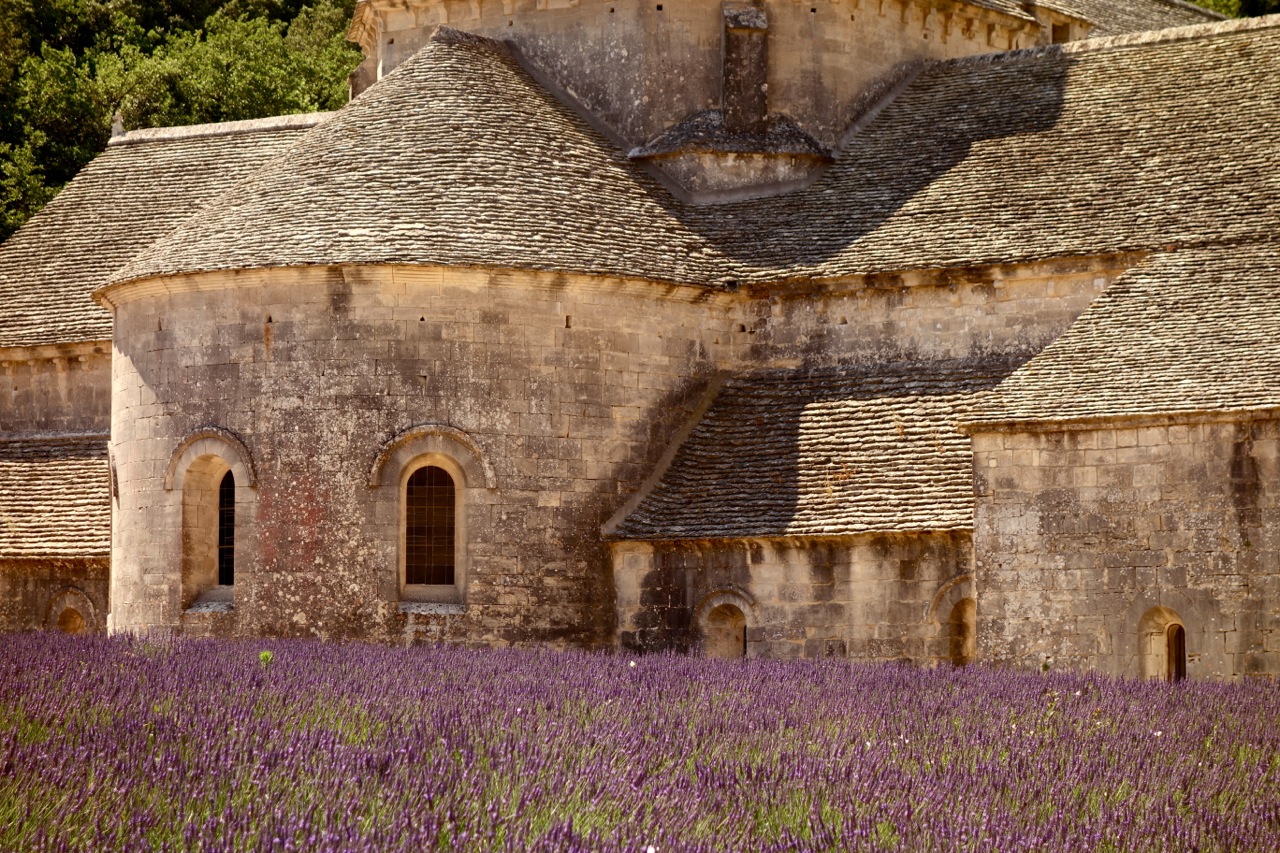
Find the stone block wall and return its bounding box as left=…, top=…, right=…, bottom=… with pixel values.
left=0, top=342, right=112, bottom=433
left=0, top=559, right=109, bottom=633
left=106, top=265, right=736, bottom=645
left=612, top=533, right=974, bottom=663
left=738, top=257, right=1128, bottom=369
left=353, top=0, right=1042, bottom=147
left=972, top=418, right=1280, bottom=680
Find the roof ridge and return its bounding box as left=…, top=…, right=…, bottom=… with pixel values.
left=108, top=112, right=333, bottom=147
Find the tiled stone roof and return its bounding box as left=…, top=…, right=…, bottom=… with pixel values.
left=111, top=28, right=736, bottom=290
left=711, top=16, right=1280, bottom=282
left=0, top=115, right=326, bottom=348
left=611, top=359, right=1019, bottom=540
left=964, top=242, right=1280, bottom=428
left=108, top=18, right=1280, bottom=291
left=1067, top=0, right=1221, bottom=36
left=0, top=436, right=110, bottom=559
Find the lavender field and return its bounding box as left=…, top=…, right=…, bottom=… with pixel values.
left=1, top=634, right=1278, bottom=852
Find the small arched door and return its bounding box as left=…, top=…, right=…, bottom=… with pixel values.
left=704, top=603, right=747, bottom=659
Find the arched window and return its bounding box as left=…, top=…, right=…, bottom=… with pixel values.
left=1167, top=624, right=1187, bottom=682
left=218, top=471, right=235, bottom=586
left=704, top=603, right=747, bottom=659
left=406, top=466, right=455, bottom=586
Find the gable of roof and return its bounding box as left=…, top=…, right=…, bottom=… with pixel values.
left=0, top=114, right=327, bottom=349
left=963, top=241, right=1280, bottom=428
left=610, top=358, right=1019, bottom=541
left=0, top=436, right=110, bottom=559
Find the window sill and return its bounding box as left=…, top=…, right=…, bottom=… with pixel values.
left=186, top=586, right=234, bottom=614
left=398, top=602, right=466, bottom=617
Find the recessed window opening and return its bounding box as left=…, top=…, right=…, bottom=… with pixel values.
left=1167, top=624, right=1187, bottom=682
left=1052, top=23, right=1070, bottom=44
left=565, top=315, right=572, bottom=329
left=406, top=466, right=455, bottom=585
left=218, top=471, right=235, bottom=585
left=656, top=4, right=662, bottom=10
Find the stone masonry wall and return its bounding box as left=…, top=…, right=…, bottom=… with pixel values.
left=0, top=559, right=109, bottom=633
left=612, top=533, right=974, bottom=662
left=0, top=342, right=111, bottom=433
left=356, top=0, right=1042, bottom=148
left=106, top=265, right=736, bottom=645
left=973, top=418, right=1280, bottom=680
left=737, top=257, right=1131, bottom=368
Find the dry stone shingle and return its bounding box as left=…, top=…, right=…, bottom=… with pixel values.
left=0, top=115, right=326, bottom=348
left=0, top=436, right=109, bottom=559
left=965, top=241, right=1280, bottom=426
left=612, top=358, right=1019, bottom=540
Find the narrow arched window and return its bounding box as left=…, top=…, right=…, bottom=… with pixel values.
left=1167, top=624, right=1187, bottom=682
left=218, top=471, right=235, bottom=585
left=406, top=466, right=455, bottom=585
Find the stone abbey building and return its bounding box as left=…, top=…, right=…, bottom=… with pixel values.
left=3, top=0, right=1279, bottom=681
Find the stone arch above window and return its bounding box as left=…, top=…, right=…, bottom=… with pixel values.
left=165, top=426, right=256, bottom=613
left=164, top=426, right=258, bottom=491
left=368, top=423, right=495, bottom=490
left=694, top=587, right=757, bottom=660
left=45, top=587, right=98, bottom=634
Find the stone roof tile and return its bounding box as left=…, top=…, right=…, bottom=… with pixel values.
left=104, top=18, right=1280, bottom=292
left=612, top=359, right=1018, bottom=540
left=0, top=115, right=326, bottom=348
left=1067, top=0, right=1221, bottom=36
left=964, top=241, right=1280, bottom=427
left=0, top=436, right=110, bottom=559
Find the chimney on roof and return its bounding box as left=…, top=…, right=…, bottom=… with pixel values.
left=110, top=113, right=124, bottom=139
left=722, top=2, right=768, bottom=135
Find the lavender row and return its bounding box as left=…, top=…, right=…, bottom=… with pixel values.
left=0, top=633, right=1277, bottom=851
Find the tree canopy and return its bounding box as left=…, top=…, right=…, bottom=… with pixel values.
left=0, top=0, right=360, bottom=241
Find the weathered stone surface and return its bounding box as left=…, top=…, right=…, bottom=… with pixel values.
left=972, top=420, right=1280, bottom=680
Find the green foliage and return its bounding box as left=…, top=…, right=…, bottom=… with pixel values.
left=0, top=0, right=360, bottom=242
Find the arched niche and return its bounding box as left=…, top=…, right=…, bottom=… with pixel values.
left=694, top=588, right=757, bottom=660
left=926, top=572, right=977, bottom=666
left=44, top=587, right=98, bottom=634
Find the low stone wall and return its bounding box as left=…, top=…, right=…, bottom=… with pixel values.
left=612, top=532, right=974, bottom=663
left=0, top=558, right=109, bottom=634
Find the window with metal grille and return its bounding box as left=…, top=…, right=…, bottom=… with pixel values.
left=406, top=466, right=455, bottom=585
left=217, top=471, right=235, bottom=585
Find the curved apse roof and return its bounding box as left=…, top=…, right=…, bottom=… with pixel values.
left=110, top=28, right=735, bottom=290
left=0, top=114, right=326, bottom=348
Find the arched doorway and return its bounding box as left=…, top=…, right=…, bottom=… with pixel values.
left=948, top=597, right=977, bottom=666
left=704, top=603, right=747, bottom=659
